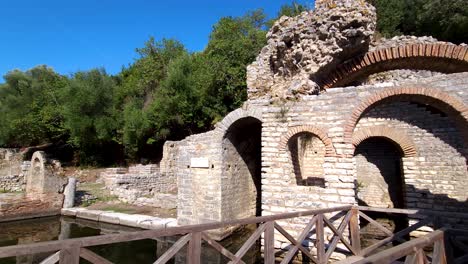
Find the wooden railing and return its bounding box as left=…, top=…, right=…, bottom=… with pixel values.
left=0, top=205, right=466, bottom=264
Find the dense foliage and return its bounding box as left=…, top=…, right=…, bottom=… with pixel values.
left=370, top=0, right=467, bottom=44
left=0, top=3, right=305, bottom=165
left=1, top=1, right=463, bottom=165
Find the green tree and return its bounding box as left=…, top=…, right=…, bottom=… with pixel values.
left=116, top=38, right=187, bottom=159
left=201, top=10, right=268, bottom=122
left=0, top=66, right=67, bottom=147
left=267, top=1, right=308, bottom=28
left=60, top=69, right=118, bottom=165
left=370, top=0, right=467, bottom=43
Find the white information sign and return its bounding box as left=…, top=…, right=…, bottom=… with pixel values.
left=190, top=157, right=210, bottom=168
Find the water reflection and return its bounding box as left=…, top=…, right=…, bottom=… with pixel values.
left=0, top=217, right=260, bottom=264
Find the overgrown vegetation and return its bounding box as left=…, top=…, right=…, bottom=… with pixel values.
left=369, top=0, right=467, bottom=44
left=0, top=1, right=465, bottom=165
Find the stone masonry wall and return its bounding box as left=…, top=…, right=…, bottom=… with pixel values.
left=102, top=162, right=177, bottom=208
left=0, top=148, right=26, bottom=192
left=355, top=101, right=467, bottom=216
left=170, top=72, right=467, bottom=249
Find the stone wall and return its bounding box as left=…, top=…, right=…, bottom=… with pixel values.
left=102, top=147, right=178, bottom=209
left=169, top=72, right=467, bottom=248
left=0, top=148, right=27, bottom=192
left=0, top=175, right=25, bottom=192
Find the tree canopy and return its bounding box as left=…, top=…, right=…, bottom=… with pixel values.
left=370, top=0, right=467, bottom=43
left=0, top=1, right=462, bottom=165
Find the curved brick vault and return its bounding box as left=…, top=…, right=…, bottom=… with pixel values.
left=317, top=43, right=468, bottom=89
left=280, top=125, right=336, bottom=156
left=352, top=126, right=417, bottom=157
left=215, top=107, right=263, bottom=135
left=344, top=86, right=468, bottom=145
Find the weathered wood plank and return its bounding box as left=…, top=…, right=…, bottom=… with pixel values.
left=230, top=223, right=266, bottom=263
left=432, top=237, right=447, bottom=264
left=326, top=211, right=352, bottom=261
left=358, top=211, right=406, bottom=243
left=360, top=218, right=431, bottom=257
left=353, top=230, right=444, bottom=264
left=80, top=248, right=113, bottom=264
left=59, top=247, right=80, bottom=264
left=263, top=221, right=275, bottom=264
left=323, top=215, right=358, bottom=256
left=316, top=214, right=326, bottom=264
left=39, top=251, right=60, bottom=264
left=349, top=208, right=361, bottom=255
left=278, top=215, right=318, bottom=264
left=201, top=233, right=243, bottom=263
left=358, top=206, right=468, bottom=219
left=187, top=232, right=201, bottom=264
left=275, top=222, right=319, bottom=264
left=154, top=234, right=191, bottom=264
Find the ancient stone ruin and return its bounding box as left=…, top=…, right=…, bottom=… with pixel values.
left=0, top=151, right=71, bottom=221
left=102, top=143, right=178, bottom=209
left=149, top=0, right=468, bottom=246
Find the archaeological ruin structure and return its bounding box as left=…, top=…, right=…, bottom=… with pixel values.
left=150, top=0, right=468, bottom=247
left=0, top=151, right=72, bottom=221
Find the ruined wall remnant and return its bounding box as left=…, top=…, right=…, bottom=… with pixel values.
left=26, top=151, right=67, bottom=198
left=0, top=151, right=69, bottom=221
left=102, top=146, right=178, bottom=209
left=0, top=148, right=27, bottom=192
left=247, top=0, right=376, bottom=99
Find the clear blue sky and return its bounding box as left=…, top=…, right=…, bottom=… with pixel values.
left=0, top=0, right=314, bottom=81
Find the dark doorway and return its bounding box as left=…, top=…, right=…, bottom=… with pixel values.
left=355, top=137, right=405, bottom=209
left=354, top=137, right=407, bottom=245
left=222, top=117, right=262, bottom=219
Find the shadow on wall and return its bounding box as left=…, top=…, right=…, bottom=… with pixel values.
left=224, top=117, right=262, bottom=217
left=363, top=100, right=467, bottom=161
left=288, top=132, right=326, bottom=188
left=355, top=181, right=468, bottom=229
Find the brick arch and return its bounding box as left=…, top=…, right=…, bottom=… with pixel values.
left=344, top=86, right=468, bottom=143
left=317, top=43, right=468, bottom=89
left=215, top=107, right=262, bottom=135
left=280, top=125, right=336, bottom=156
left=352, top=126, right=417, bottom=157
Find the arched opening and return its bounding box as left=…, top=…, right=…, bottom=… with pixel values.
left=222, top=117, right=262, bottom=219
left=317, top=44, right=468, bottom=89
left=354, top=137, right=408, bottom=245
left=288, top=132, right=326, bottom=187
left=355, top=137, right=405, bottom=209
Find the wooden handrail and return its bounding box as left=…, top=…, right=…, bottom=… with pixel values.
left=0, top=205, right=462, bottom=264
left=358, top=206, right=468, bottom=219
left=353, top=229, right=446, bottom=264
left=0, top=205, right=352, bottom=258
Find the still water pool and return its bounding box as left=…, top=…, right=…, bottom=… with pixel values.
left=0, top=216, right=261, bottom=264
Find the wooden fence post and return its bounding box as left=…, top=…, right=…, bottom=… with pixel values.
left=187, top=232, right=201, bottom=264
left=433, top=236, right=447, bottom=264
left=59, top=246, right=80, bottom=264
left=316, top=214, right=326, bottom=264
left=350, top=207, right=361, bottom=255
left=264, top=221, right=275, bottom=264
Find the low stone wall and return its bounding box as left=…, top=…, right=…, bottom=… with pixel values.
left=102, top=163, right=177, bottom=209
left=0, top=175, right=25, bottom=192
left=0, top=193, right=64, bottom=222
left=0, top=148, right=28, bottom=192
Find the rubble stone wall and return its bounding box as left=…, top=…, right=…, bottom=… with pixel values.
left=0, top=148, right=26, bottom=192
left=102, top=154, right=178, bottom=208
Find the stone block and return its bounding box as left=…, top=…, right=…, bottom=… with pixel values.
left=77, top=209, right=103, bottom=221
